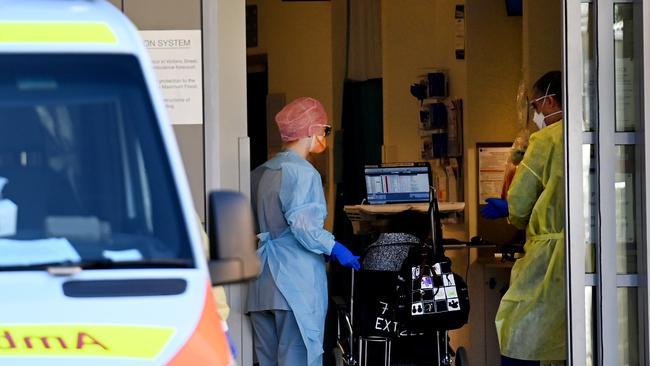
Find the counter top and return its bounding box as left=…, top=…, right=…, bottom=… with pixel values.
left=343, top=202, right=465, bottom=235
left=344, top=202, right=465, bottom=215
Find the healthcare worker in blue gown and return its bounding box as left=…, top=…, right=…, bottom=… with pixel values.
left=247, top=97, right=361, bottom=366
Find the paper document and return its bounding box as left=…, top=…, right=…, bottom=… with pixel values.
left=103, top=249, right=144, bottom=262
left=0, top=177, right=17, bottom=237
left=478, top=146, right=511, bottom=203
left=0, top=238, right=81, bottom=266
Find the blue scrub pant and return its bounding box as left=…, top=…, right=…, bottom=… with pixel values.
left=250, top=310, right=321, bottom=366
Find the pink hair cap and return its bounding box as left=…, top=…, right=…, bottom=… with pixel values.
left=275, top=97, right=328, bottom=142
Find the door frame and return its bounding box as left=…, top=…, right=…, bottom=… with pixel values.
left=563, top=0, right=587, bottom=364
left=564, top=1, right=650, bottom=365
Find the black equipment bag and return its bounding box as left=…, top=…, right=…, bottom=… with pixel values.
left=353, top=191, right=470, bottom=337
left=353, top=269, right=401, bottom=339
left=395, top=192, right=470, bottom=332
left=354, top=234, right=417, bottom=339
left=396, top=249, right=470, bottom=332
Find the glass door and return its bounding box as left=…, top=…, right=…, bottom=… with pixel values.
left=564, top=0, right=648, bottom=365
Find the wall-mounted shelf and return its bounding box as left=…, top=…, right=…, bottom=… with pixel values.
left=419, top=128, right=446, bottom=136
left=422, top=97, right=445, bottom=106
left=344, top=202, right=465, bottom=235
left=412, top=70, right=463, bottom=210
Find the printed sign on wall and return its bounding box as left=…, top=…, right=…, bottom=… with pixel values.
left=140, top=30, right=203, bottom=125
left=478, top=146, right=511, bottom=204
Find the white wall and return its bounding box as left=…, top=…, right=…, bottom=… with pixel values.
left=381, top=0, right=473, bottom=352
left=203, top=1, right=252, bottom=365
left=382, top=0, right=467, bottom=163
left=246, top=0, right=338, bottom=229
left=331, top=0, right=347, bottom=192
left=463, top=1, right=564, bottom=364
left=110, top=0, right=208, bottom=220
left=464, top=1, right=523, bottom=363
left=523, top=0, right=563, bottom=87
left=465, top=0, right=523, bottom=238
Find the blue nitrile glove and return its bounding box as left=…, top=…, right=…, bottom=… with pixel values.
left=331, top=242, right=361, bottom=270
left=225, top=330, right=237, bottom=359
left=480, top=198, right=509, bottom=219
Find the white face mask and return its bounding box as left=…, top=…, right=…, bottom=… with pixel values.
left=533, top=111, right=546, bottom=130
left=533, top=110, right=563, bottom=130
left=309, top=135, right=327, bottom=154
left=530, top=83, right=562, bottom=130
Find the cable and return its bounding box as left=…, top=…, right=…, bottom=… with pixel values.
left=465, top=244, right=470, bottom=287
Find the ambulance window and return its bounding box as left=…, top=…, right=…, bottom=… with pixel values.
left=0, top=54, right=194, bottom=269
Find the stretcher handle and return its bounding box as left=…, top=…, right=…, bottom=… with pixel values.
left=428, top=186, right=444, bottom=257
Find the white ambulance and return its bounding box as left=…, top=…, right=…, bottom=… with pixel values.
left=0, top=0, right=259, bottom=365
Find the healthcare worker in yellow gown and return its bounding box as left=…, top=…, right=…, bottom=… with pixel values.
left=481, top=71, right=565, bottom=366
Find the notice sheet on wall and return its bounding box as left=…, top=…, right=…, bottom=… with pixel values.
left=478, top=146, right=511, bottom=204
left=140, top=30, right=203, bottom=125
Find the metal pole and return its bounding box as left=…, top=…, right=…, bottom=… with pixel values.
left=436, top=330, right=442, bottom=366
left=350, top=268, right=355, bottom=326
left=350, top=268, right=355, bottom=363
left=386, top=339, right=392, bottom=366
left=442, top=330, right=451, bottom=366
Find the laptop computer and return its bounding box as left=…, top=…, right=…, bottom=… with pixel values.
left=364, top=162, right=432, bottom=205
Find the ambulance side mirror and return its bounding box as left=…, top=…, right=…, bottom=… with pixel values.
left=207, top=190, right=260, bottom=285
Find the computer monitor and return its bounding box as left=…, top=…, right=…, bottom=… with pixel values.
left=364, top=162, right=432, bottom=204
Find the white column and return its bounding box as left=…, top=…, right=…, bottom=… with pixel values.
left=563, top=1, right=586, bottom=365
left=203, top=0, right=253, bottom=365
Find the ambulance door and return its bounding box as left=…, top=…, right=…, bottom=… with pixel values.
left=564, top=1, right=649, bottom=365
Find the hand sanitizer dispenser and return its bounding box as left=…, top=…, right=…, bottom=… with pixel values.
left=0, top=177, right=17, bottom=237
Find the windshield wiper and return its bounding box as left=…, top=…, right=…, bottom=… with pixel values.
left=72, top=258, right=194, bottom=269
left=0, top=258, right=194, bottom=273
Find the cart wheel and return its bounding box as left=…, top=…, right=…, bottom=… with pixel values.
left=454, top=346, right=469, bottom=366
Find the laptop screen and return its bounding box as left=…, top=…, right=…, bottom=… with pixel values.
left=364, top=163, right=431, bottom=204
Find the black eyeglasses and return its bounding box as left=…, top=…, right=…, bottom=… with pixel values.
left=310, top=124, right=332, bottom=137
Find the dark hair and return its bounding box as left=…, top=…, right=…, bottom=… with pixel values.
left=533, top=70, right=562, bottom=105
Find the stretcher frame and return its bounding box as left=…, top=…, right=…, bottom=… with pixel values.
left=336, top=188, right=469, bottom=366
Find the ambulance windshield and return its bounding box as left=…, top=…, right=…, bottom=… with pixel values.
left=0, top=54, right=194, bottom=269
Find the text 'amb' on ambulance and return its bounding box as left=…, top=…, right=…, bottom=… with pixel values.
left=0, top=0, right=260, bottom=365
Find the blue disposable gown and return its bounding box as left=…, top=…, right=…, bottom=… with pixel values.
left=495, top=121, right=566, bottom=361
left=246, top=150, right=335, bottom=365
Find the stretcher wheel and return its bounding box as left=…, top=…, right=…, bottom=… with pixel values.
left=454, top=346, right=469, bottom=366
